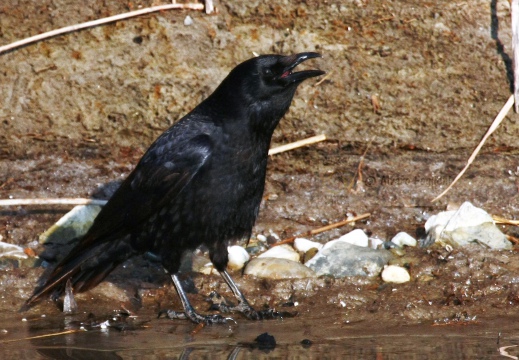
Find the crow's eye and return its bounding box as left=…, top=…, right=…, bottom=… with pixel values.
left=264, top=68, right=273, bottom=77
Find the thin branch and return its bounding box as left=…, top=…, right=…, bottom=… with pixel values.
left=431, top=94, right=515, bottom=202
left=1, top=136, right=325, bottom=208
left=271, top=213, right=371, bottom=247
left=314, top=71, right=333, bottom=87
left=0, top=3, right=205, bottom=55
left=0, top=198, right=107, bottom=206
left=0, top=329, right=83, bottom=344
left=493, top=215, right=519, bottom=226
left=268, top=134, right=326, bottom=156
left=350, top=137, right=374, bottom=193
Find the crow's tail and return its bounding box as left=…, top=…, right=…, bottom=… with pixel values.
left=21, top=237, right=136, bottom=311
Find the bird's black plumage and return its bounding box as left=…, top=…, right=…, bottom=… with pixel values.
left=24, top=53, right=324, bottom=322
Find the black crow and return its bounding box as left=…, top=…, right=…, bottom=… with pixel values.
left=23, top=53, right=324, bottom=323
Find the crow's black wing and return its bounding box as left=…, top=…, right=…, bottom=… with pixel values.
left=81, top=132, right=213, bottom=248
left=23, top=132, right=213, bottom=308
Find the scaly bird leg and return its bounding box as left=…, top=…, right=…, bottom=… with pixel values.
left=161, top=274, right=233, bottom=324
left=218, top=270, right=260, bottom=320
left=217, top=270, right=297, bottom=320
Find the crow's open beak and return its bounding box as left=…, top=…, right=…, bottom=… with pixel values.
left=278, top=52, right=325, bottom=85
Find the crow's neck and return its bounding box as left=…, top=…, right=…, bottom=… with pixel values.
left=198, top=84, right=297, bottom=139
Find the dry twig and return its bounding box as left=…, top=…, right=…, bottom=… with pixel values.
left=271, top=213, right=371, bottom=247
left=268, top=134, right=326, bottom=156
left=1, top=136, right=325, bottom=208
left=0, top=3, right=205, bottom=55
left=0, top=198, right=107, bottom=206
left=493, top=215, right=519, bottom=226
left=314, top=71, right=333, bottom=87
left=431, top=94, right=515, bottom=202
left=0, top=329, right=83, bottom=344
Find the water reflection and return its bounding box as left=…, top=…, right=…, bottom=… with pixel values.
left=2, top=313, right=518, bottom=359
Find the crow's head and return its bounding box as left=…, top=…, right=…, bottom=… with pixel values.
left=240, top=52, right=325, bottom=100
left=203, top=53, right=324, bottom=132
left=212, top=53, right=324, bottom=104
left=256, top=52, right=324, bottom=86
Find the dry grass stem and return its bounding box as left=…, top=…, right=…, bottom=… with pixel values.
left=0, top=198, right=108, bottom=206
left=0, top=3, right=205, bottom=55
left=268, top=134, right=326, bottom=156
left=272, top=212, right=371, bottom=247
left=431, top=94, right=515, bottom=202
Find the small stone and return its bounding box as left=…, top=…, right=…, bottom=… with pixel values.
left=425, top=201, right=493, bottom=232
left=184, top=15, right=193, bottom=26
left=255, top=332, right=276, bottom=351
left=424, top=201, right=511, bottom=249
left=39, top=205, right=102, bottom=245
left=324, top=229, right=369, bottom=249
left=381, top=265, right=411, bottom=283
left=305, top=241, right=393, bottom=278
left=303, top=247, right=319, bottom=263
left=294, top=238, right=322, bottom=252
left=258, top=244, right=300, bottom=262
left=227, top=245, right=250, bottom=270
left=0, top=241, right=28, bottom=260
left=199, top=263, right=218, bottom=275
left=244, top=258, right=316, bottom=279
left=256, top=234, right=267, bottom=242
left=369, top=237, right=385, bottom=249
left=391, top=232, right=417, bottom=247
left=266, top=235, right=278, bottom=245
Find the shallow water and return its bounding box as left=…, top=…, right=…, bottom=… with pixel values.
left=2, top=310, right=518, bottom=359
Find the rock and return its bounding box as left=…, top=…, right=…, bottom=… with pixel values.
left=39, top=205, right=102, bottom=245
left=0, top=241, right=27, bottom=260
left=244, top=258, right=316, bottom=279
left=425, top=201, right=492, bottom=232
left=227, top=245, right=250, bottom=270
left=258, top=244, right=300, bottom=262
left=305, top=241, right=393, bottom=278
left=424, top=201, right=511, bottom=249
left=381, top=265, right=411, bottom=283
left=256, top=234, right=267, bottom=242
left=293, top=238, right=322, bottom=252
left=303, top=247, right=319, bottom=263
left=199, top=262, right=218, bottom=275
left=324, top=229, right=369, bottom=250
left=369, top=237, right=385, bottom=249
left=391, top=232, right=417, bottom=247
left=184, top=15, right=193, bottom=26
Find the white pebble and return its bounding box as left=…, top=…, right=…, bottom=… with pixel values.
left=244, top=258, right=316, bottom=279
left=227, top=245, right=250, bottom=270
left=425, top=201, right=493, bottom=233
left=294, top=238, right=322, bottom=252
left=199, top=262, right=218, bottom=275
left=369, top=237, right=385, bottom=249
left=184, top=15, right=193, bottom=26
left=381, top=265, right=411, bottom=284
left=256, top=234, right=267, bottom=242
left=100, top=320, right=110, bottom=329
left=324, top=229, right=369, bottom=249
left=391, top=232, right=417, bottom=247
left=258, top=244, right=300, bottom=262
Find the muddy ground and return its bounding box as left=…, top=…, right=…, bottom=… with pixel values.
left=1, top=0, right=519, bottom=354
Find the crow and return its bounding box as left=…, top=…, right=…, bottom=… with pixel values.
left=23, top=53, right=324, bottom=323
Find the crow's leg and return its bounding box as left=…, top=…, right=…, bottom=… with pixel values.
left=161, top=274, right=232, bottom=324
left=217, top=270, right=296, bottom=320
left=218, top=270, right=261, bottom=320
